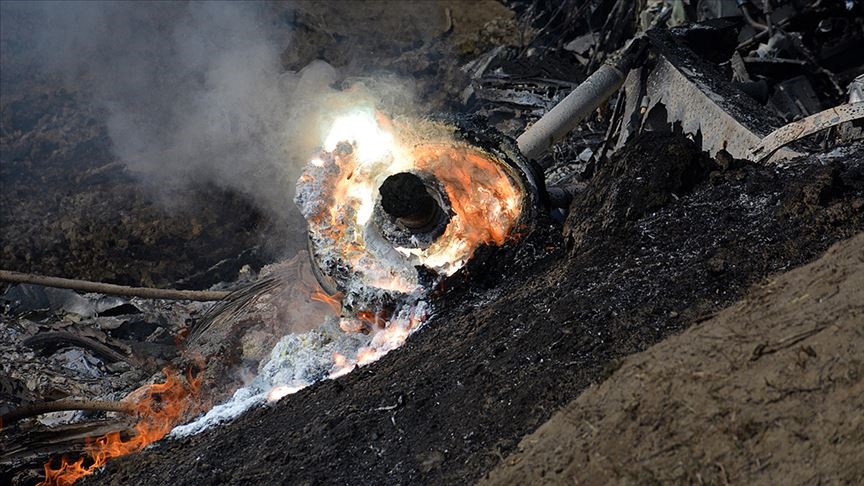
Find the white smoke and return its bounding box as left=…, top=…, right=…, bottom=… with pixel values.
left=0, top=1, right=412, bottom=220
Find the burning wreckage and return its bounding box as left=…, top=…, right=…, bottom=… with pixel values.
left=296, top=113, right=540, bottom=317
left=1, top=1, right=863, bottom=485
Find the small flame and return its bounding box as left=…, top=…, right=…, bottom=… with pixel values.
left=329, top=352, right=355, bottom=379
left=357, top=309, right=388, bottom=329
left=266, top=384, right=304, bottom=403
left=310, top=289, right=343, bottom=315
left=40, top=368, right=202, bottom=486
left=333, top=352, right=349, bottom=368
left=329, top=303, right=428, bottom=377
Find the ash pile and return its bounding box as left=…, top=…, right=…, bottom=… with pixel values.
left=2, top=1, right=863, bottom=485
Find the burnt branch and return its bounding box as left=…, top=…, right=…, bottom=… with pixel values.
left=0, top=270, right=230, bottom=302
left=1, top=400, right=135, bottom=427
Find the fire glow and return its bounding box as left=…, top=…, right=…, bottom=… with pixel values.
left=40, top=368, right=202, bottom=486
left=160, top=108, right=529, bottom=443
left=261, top=109, right=526, bottom=407
left=296, top=109, right=525, bottom=305
left=284, top=109, right=526, bottom=389
left=326, top=300, right=428, bottom=377
left=260, top=297, right=429, bottom=401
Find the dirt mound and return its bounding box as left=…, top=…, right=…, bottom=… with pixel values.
left=484, top=233, right=864, bottom=485
left=564, top=132, right=714, bottom=250
left=88, top=135, right=862, bottom=485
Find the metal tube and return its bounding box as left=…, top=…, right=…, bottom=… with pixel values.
left=379, top=172, right=441, bottom=229
left=516, top=25, right=657, bottom=165
left=517, top=64, right=627, bottom=162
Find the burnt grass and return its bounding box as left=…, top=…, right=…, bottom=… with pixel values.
left=95, top=133, right=863, bottom=485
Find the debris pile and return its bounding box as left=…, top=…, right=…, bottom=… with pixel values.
left=471, top=0, right=862, bottom=171
left=0, top=286, right=209, bottom=484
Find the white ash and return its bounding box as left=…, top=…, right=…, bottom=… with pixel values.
left=54, top=348, right=104, bottom=379
left=169, top=387, right=265, bottom=438
left=171, top=302, right=428, bottom=437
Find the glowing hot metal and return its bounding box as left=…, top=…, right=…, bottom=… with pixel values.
left=296, top=109, right=537, bottom=313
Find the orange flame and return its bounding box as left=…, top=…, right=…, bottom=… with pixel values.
left=413, top=145, right=522, bottom=248
left=297, top=113, right=524, bottom=293
left=310, top=289, right=344, bottom=315
left=40, top=368, right=202, bottom=486
left=357, top=309, right=388, bottom=329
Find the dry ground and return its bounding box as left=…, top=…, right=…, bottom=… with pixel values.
left=485, top=233, right=864, bottom=485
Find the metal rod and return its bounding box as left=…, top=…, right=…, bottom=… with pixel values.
left=517, top=11, right=668, bottom=164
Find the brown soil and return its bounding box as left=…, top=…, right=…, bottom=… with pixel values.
left=483, top=232, right=864, bottom=485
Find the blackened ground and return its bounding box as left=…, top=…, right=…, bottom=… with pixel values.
left=92, top=134, right=863, bottom=485
left=0, top=89, right=292, bottom=289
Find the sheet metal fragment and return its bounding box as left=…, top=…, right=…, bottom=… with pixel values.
left=750, top=102, right=864, bottom=164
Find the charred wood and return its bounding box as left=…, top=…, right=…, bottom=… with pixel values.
left=22, top=331, right=135, bottom=365
left=0, top=270, right=230, bottom=302
left=1, top=399, right=135, bottom=427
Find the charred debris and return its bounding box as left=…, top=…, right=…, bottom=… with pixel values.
left=2, top=1, right=863, bottom=485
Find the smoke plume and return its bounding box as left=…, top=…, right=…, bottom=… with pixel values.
left=1, top=0, right=413, bottom=223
